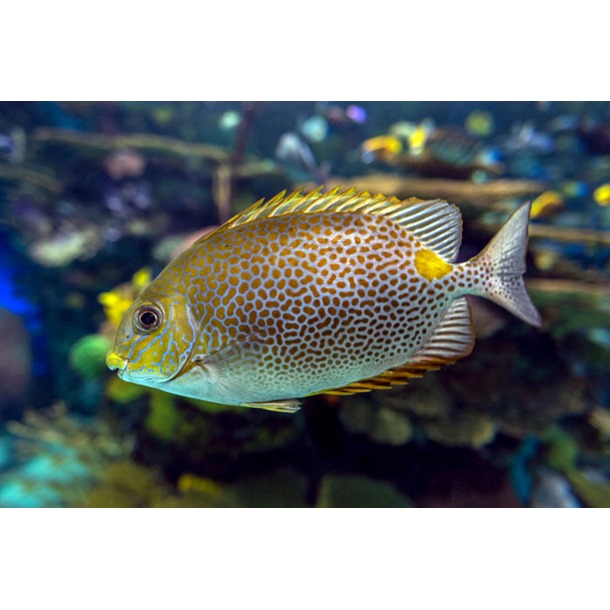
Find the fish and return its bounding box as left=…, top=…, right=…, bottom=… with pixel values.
left=407, top=120, right=434, bottom=155
left=361, top=125, right=503, bottom=178
left=275, top=132, right=328, bottom=183
left=416, top=126, right=503, bottom=178
left=593, top=183, right=610, bottom=206
left=106, top=187, right=542, bottom=413
left=530, top=190, right=564, bottom=219
left=426, top=126, right=483, bottom=167
left=360, top=135, right=403, bottom=163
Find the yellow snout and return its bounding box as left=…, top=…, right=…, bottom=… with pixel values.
left=106, top=351, right=128, bottom=372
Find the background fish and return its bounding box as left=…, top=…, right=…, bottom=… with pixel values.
left=106, top=188, right=541, bottom=412
left=361, top=124, right=503, bottom=179
left=275, top=132, right=329, bottom=184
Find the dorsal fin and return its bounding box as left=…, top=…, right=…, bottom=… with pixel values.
left=385, top=198, right=462, bottom=262
left=318, top=297, right=475, bottom=397
left=197, top=187, right=462, bottom=260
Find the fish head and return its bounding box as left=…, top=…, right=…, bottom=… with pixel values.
left=106, top=289, right=198, bottom=388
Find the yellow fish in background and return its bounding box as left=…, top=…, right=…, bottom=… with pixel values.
left=593, top=183, right=610, bottom=206
left=407, top=120, right=434, bottom=155
left=106, top=188, right=542, bottom=413
left=530, top=190, right=564, bottom=219
left=360, top=135, right=403, bottom=162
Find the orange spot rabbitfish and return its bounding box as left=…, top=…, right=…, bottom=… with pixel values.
left=106, top=187, right=542, bottom=413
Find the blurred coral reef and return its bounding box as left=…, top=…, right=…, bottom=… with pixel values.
left=1, top=101, right=609, bottom=507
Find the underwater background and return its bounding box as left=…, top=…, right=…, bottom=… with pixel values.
left=0, top=100, right=609, bottom=508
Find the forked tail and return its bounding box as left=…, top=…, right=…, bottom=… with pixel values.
left=472, top=202, right=542, bottom=327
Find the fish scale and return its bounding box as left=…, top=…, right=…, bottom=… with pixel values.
left=106, top=187, right=542, bottom=412
left=186, top=213, right=443, bottom=395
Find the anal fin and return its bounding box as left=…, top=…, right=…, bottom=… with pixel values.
left=320, top=297, right=475, bottom=397
left=406, top=296, right=475, bottom=367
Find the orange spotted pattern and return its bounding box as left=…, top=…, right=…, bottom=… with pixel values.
left=150, top=211, right=471, bottom=403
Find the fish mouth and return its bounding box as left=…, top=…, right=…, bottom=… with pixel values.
left=106, top=351, right=128, bottom=372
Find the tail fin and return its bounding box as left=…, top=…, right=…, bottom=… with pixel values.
left=472, top=202, right=542, bottom=327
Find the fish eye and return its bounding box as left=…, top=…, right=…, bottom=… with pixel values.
left=133, top=305, right=163, bottom=333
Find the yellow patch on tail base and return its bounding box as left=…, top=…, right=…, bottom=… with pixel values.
left=414, top=248, right=452, bottom=281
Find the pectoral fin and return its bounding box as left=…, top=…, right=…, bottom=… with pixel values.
left=190, top=336, right=301, bottom=413
left=193, top=334, right=265, bottom=372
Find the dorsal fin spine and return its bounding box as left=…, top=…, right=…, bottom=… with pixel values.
left=198, top=187, right=463, bottom=263
left=333, top=189, right=361, bottom=212
left=363, top=197, right=392, bottom=214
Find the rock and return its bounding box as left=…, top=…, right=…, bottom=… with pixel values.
left=0, top=307, right=31, bottom=412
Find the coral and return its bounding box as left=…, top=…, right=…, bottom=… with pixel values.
left=421, top=412, right=496, bottom=449
left=74, top=459, right=168, bottom=508
left=384, top=375, right=454, bottom=418
left=77, top=459, right=237, bottom=508
left=564, top=470, right=610, bottom=508
left=438, top=333, right=588, bottom=438
left=155, top=478, right=238, bottom=508
left=8, top=402, right=132, bottom=464
left=527, top=279, right=610, bottom=339
left=98, top=267, right=152, bottom=329
left=30, top=227, right=105, bottom=267
left=316, top=475, right=412, bottom=508
left=369, top=408, right=412, bottom=446
left=542, top=427, right=610, bottom=508
left=0, top=402, right=134, bottom=507
left=340, top=396, right=412, bottom=446
left=76, top=461, right=238, bottom=508
left=145, top=390, right=182, bottom=442
left=338, top=373, right=497, bottom=449
left=544, top=427, right=580, bottom=472
left=178, top=473, right=225, bottom=497
left=0, top=402, right=236, bottom=508
left=165, top=404, right=301, bottom=474
left=105, top=376, right=148, bottom=404
left=69, top=334, right=113, bottom=380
